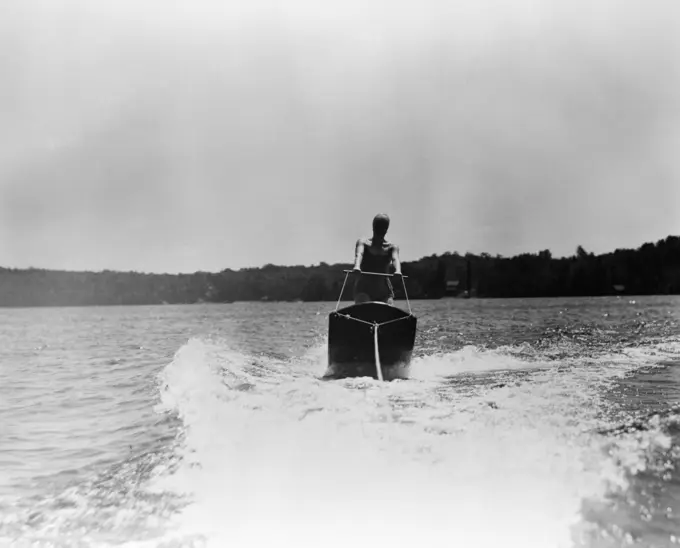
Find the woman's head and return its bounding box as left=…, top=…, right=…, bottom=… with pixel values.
left=372, top=213, right=390, bottom=237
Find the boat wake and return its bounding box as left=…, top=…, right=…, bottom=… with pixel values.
left=134, top=335, right=680, bottom=548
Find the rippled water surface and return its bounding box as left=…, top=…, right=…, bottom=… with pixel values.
left=0, top=296, right=679, bottom=547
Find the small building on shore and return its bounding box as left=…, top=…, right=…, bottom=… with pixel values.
left=445, top=280, right=460, bottom=297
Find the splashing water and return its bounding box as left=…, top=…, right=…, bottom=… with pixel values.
left=140, top=336, right=679, bottom=548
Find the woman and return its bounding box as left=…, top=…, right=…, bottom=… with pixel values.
left=352, top=213, right=403, bottom=305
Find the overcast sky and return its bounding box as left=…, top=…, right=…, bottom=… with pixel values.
left=1, top=0, right=679, bottom=273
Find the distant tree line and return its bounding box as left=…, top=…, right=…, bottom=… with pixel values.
left=0, top=236, right=678, bottom=307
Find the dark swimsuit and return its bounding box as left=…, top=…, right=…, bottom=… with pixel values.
left=354, top=243, right=394, bottom=302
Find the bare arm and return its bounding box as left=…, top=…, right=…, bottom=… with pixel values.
left=353, top=238, right=365, bottom=271
left=391, top=244, right=402, bottom=275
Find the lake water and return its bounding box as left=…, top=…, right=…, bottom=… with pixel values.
left=0, top=296, right=679, bottom=548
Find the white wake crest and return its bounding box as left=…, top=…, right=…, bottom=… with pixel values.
left=141, top=336, right=679, bottom=548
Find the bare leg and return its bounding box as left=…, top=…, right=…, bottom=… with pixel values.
left=354, top=292, right=370, bottom=304
left=355, top=293, right=393, bottom=305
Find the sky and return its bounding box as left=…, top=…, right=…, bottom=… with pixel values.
left=1, top=0, right=679, bottom=273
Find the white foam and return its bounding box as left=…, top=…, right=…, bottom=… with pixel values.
left=409, top=344, right=547, bottom=381
left=144, top=336, right=680, bottom=548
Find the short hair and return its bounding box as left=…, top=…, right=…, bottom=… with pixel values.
left=372, top=213, right=390, bottom=230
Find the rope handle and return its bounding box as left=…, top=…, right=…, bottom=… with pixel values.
left=342, top=269, right=408, bottom=278
left=335, top=270, right=412, bottom=314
